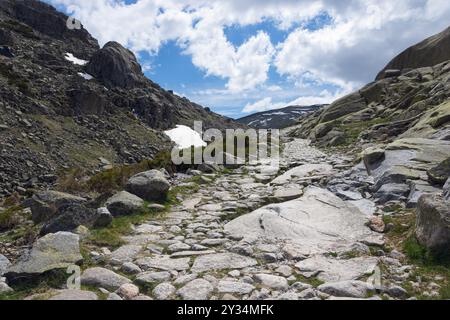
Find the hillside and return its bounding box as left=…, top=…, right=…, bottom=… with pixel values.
left=0, top=0, right=242, bottom=196
left=237, top=105, right=324, bottom=129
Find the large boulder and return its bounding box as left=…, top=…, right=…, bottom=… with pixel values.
left=40, top=203, right=109, bottom=236
left=105, top=191, right=145, bottom=216
left=4, top=232, right=83, bottom=283
left=126, top=170, right=170, bottom=202
left=85, top=41, right=145, bottom=89
left=415, top=194, right=450, bottom=257
left=67, top=87, right=108, bottom=115
left=29, top=191, right=86, bottom=224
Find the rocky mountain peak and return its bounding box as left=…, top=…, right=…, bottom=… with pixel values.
left=376, top=26, right=450, bottom=80
left=86, top=41, right=145, bottom=89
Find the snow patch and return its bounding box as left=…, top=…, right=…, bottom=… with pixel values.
left=164, top=125, right=207, bottom=149
left=78, top=72, right=93, bottom=80
left=65, top=53, right=88, bottom=66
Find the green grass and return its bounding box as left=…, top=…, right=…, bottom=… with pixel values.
left=0, top=206, right=24, bottom=231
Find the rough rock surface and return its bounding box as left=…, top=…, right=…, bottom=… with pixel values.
left=126, top=170, right=170, bottom=201
left=105, top=191, right=145, bottom=216
left=5, top=232, right=82, bottom=283
left=81, top=267, right=131, bottom=291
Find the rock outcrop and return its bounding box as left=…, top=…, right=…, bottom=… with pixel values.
left=415, top=193, right=450, bottom=257
left=376, top=26, right=450, bottom=80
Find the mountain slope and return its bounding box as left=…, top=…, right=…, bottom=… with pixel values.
left=376, top=26, right=450, bottom=80
left=237, top=105, right=324, bottom=129
left=0, top=0, right=242, bottom=196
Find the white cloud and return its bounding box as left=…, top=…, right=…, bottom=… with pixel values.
left=243, top=97, right=284, bottom=113
left=48, top=0, right=450, bottom=105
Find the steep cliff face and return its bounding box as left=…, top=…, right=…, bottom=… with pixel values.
left=376, top=26, right=450, bottom=80
left=0, top=0, right=242, bottom=196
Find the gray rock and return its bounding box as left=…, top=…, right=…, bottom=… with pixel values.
left=217, top=280, right=255, bottom=295
left=126, top=170, right=170, bottom=201
left=95, top=207, right=113, bottom=228
left=49, top=289, right=98, bottom=300
left=153, top=282, right=176, bottom=300
left=443, top=177, right=450, bottom=200
left=106, top=191, right=145, bottom=216
left=270, top=164, right=333, bottom=185
left=116, top=283, right=140, bottom=300
left=318, top=281, right=375, bottom=298
left=0, top=281, right=13, bottom=294
left=415, top=193, right=450, bottom=256
left=135, top=271, right=171, bottom=285
left=277, top=292, right=299, bottom=300
left=254, top=274, right=289, bottom=291
left=191, top=253, right=257, bottom=273
left=81, top=267, right=131, bottom=291
left=121, top=262, right=141, bottom=275
left=0, top=254, right=11, bottom=276
left=135, top=256, right=190, bottom=271
left=107, top=293, right=123, bottom=300
left=86, top=41, right=145, bottom=89
left=29, top=191, right=86, bottom=224
left=5, top=232, right=82, bottom=283
left=225, top=187, right=378, bottom=256
left=295, top=256, right=379, bottom=282
left=385, top=285, right=408, bottom=298
left=110, top=245, right=142, bottom=265
left=374, top=183, right=410, bottom=203
left=178, top=279, right=214, bottom=300
left=198, top=162, right=220, bottom=173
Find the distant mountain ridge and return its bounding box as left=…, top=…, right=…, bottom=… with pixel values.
left=237, top=105, right=324, bottom=129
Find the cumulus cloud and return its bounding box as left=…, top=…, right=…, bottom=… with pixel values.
left=47, top=0, right=450, bottom=105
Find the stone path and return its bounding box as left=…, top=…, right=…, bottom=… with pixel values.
left=72, top=137, right=403, bottom=300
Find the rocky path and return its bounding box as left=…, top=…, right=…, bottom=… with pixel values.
left=68, top=138, right=403, bottom=301
left=2, top=137, right=427, bottom=301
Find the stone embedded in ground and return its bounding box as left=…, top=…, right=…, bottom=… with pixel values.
left=134, top=271, right=171, bottom=285
left=225, top=187, right=377, bottom=256
left=272, top=186, right=303, bottom=202
left=415, top=193, right=450, bottom=256
left=191, top=253, right=257, bottom=273
left=254, top=274, right=289, bottom=291
left=177, top=279, right=214, bottom=300
left=121, top=262, right=141, bottom=275
left=49, top=289, right=98, bottom=300
left=0, top=254, right=11, bottom=276
left=270, top=164, right=334, bottom=185
left=444, top=178, right=450, bottom=200
left=105, top=191, right=145, bottom=216
left=427, top=157, right=450, bottom=185
left=153, top=282, right=176, bottom=300
left=217, top=280, right=255, bottom=295
left=4, top=232, right=83, bottom=283
left=126, top=170, right=170, bottom=201
left=81, top=267, right=131, bottom=291
left=116, top=283, right=140, bottom=300
left=295, top=256, right=379, bottom=282
left=317, top=281, right=375, bottom=298
left=0, top=282, right=13, bottom=294
left=110, top=245, right=142, bottom=265
left=135, top=256, right=190, bottom=271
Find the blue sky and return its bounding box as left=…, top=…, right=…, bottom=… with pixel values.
left=47, top=0, right=450, bottom=119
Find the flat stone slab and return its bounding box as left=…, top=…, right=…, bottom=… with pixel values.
left=295, top=256, right=379, bottom=282
left=217, top=280, right=255, bottom=295
left=271, top=164, right=334, bottom=185
left=177, top=279, right=214, bottom=300
left=5, top=232, right=82, bottom=282
left=170, top=250, right=216, bottom=258
left=81, top=267, right=131, bottom=291
left=225, top=187, right=377, bottom=256
left=110, top=245, right=142, bottom=265
left=135, top=256, right=191, bottom=271
left=49, top=289, right=98, bottom=300
left=191, top=253, right=257, bottom=273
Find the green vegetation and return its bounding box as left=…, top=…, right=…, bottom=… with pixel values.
left=0, top=206, right=24, bottom=231
left=337, top=117, right=392, bottom=146
left=0, top=62, right=34, bottom=96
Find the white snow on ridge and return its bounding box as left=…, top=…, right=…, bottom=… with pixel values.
left=65, top=52, right=88, bottom=66
left=164, top=125, right=207, bottom=149
left=78, top=72, right=93, bottom=80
